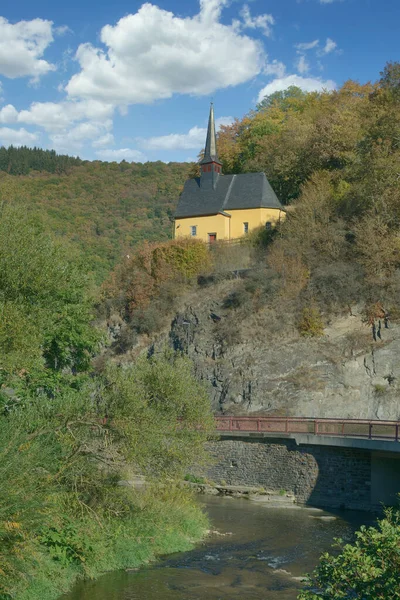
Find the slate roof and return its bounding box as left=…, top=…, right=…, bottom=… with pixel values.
left=175, top=172, right=285, bottom=219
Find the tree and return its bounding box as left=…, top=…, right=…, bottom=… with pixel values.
left=299, top=508, right=400, bottom=600
left=0, top=203, right=99, bottom=381
left=380, top=62, right=400, bottom=101
left=256, top=85, right=309, bottom=112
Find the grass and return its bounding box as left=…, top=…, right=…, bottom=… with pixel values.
left=184, top=474, right=206, bottom=484
left=8, top=487, right=208, bottom=600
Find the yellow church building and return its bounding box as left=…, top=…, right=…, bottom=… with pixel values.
left=174, top=104, right=285, bottom=243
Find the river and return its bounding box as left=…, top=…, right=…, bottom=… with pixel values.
left=63, top=496, right=372, bottom=600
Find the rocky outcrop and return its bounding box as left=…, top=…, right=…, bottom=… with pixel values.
left=159, top=285, right=400, bottom=420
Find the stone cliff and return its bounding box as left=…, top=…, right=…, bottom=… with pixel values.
left=150, top=280, right=400, bottom=420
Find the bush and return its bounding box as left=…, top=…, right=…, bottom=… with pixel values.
left=297, top=305, right=324, bottom=337
left=184, top=474, right=206, bottom=484
left=102, top=238, right=211, bottom=336
left=299, top=507, right=400, bottom=600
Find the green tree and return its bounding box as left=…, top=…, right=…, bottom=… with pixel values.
left=102, top=350, right=215, bottom=478
left=299, top=508, right=400, bottom=600
left=0, top=203, right=99, bottom=381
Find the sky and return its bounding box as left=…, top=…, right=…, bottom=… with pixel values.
left=0, top=0, right=399, bottom=163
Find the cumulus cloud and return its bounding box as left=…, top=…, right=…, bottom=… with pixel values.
left=296, top=55, right=309, bottom=74
left=49, top=119, right=113, bottom=152
left=264, top=60, right=286, bottom=78
left=0, top=126, right=39, bottom=146
left=257, top=74, right=336, bottom=102
left=0, top=99, right=114, bottom=132
left=0, top=104, right=19, bottom=124
left=65, top=0, right=265, bottom=105
left=0, top=17, right=55, bottom=80
left=92, top=133, right=115, bottom=148
left=140, top=116, right=233, bottom=150
left=240, top=4, right=274, bottom=37
left=0, top=98, right=115, bottom=152
left=95, top=148, right=146, bottom=162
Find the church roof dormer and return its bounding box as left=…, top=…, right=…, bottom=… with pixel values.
left=200, top=103, right=221, bottom=165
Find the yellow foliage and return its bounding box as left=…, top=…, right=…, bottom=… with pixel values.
left=4, top=521, right=21, bottom=531
left=297, top=306, right=324, bottom=337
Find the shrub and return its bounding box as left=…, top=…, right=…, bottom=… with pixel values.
left=184, top=474, right=206, bottom=484
left=299, top=507, right=400, bottom=600
left=297, top=306, right=324, bottom=337
left=102, top=239, right=211, bottom=329
left=39, top=521, right=93, bottom=567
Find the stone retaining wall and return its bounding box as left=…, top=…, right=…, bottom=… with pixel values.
left=201, top=437, right=375, bottom=511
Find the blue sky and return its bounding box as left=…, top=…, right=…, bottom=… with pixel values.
left=0, top=0, right=399, bottom=162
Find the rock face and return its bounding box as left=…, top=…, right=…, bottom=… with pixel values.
left=160, top=285, right=400, bottom=420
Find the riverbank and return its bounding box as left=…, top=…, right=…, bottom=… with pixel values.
left=61, top=495, right=373, bottom=600
left=8, top=488, right=209, bottom=600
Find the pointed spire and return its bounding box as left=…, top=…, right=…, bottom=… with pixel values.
left=200, top=103, right=220, bottom=164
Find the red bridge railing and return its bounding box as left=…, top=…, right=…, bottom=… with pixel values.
left=215, top=416, right=400, bottom=442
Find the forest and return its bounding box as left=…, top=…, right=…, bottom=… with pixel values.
left=0, top=158, right=189, bottom=282
left=1, top=62, right=400, bottom=600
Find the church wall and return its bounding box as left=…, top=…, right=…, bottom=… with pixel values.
left=174, top=213, right=230, bottom=242
left=228, top=208, right=285, bottom=239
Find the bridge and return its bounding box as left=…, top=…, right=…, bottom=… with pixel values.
left=215, top=415, right=400, bottom=441
left=204, top=416, right=400, bottom=510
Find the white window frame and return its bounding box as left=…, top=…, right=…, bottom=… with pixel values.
left=243, top=222, right=249, bottom=234
left=190, top=225, right=197, bottom=237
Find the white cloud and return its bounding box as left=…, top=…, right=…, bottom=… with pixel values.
left=140, top=116, right=233, bottom=150
left=92, top=133, right=115, bottom=148
left=95, top=148, right=146, bottom=162
left=295, top=39, right=319, bottom=52
left=1, top=99, right=114, bottom=133
left=49, top=119, right=112, bottom=151
left=0, top=104, right=19, bottom=124
left=0, top=17, right=55, bottom=80
left=54, top=25, right=72, bottom=36
left=257, top=74, right=336, bottom=102
left=296, top=55, right=309, bottom=74
left=0, top=126, right=39, bottom=146
left=321, top=37, right=337, bottom=54
left=65, top=1, right=265, bottom=105
left=240, top=4, right=274, bottom=37
left=142, top=126, right=205, bottom=151
left=264, top=60, right=286, bottom=78
left=0, top=97, right=116, bottom=153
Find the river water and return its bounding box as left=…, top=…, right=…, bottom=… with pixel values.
left=63, top=496, right=372, bottom=600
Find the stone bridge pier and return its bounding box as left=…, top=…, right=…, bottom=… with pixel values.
left=202, top=432, right=400, bottom=511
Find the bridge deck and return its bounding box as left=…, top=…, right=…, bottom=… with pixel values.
left=215, top=416, right=400, bottom=442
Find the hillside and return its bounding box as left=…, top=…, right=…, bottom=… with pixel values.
left=0, top=158, right=190, bottom=282
left=100, top=63, right=400, bottom=419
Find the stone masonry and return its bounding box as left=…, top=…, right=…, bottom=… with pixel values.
left=202, top=437, right=373, bottom=511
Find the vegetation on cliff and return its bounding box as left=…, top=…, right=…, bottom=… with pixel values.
left=103, top=63, right=400, bottom=349
left=0, top=205, right=214, bottom=600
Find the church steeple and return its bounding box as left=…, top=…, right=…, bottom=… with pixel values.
left=200, top=103, right=220, bottom=165
left=200, top=103, right=222, bottom=189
